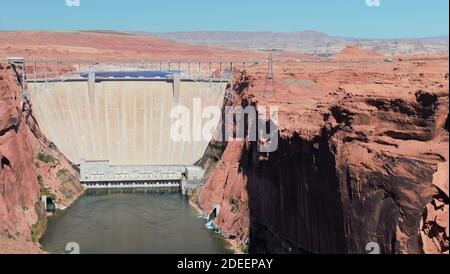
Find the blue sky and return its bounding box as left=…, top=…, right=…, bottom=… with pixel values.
left=0, top=0, right=448, bottom=38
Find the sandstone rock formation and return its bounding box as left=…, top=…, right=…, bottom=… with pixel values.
left=331, top=44, right=382, bottom=60
left=0, top=63, right=83, bottom=254
left=154, top=31, right=449, bottom=56
left=196, top=56, right=449, bottom=254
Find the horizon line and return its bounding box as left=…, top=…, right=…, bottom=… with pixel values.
left=1, top=29, right=449, bottom=41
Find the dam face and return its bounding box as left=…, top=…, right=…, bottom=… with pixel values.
left=28, top=78, right=227, bottom=167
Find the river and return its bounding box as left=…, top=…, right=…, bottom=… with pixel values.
left=40, top=188, right=231, bottom=254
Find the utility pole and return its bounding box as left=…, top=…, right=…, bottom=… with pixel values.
left=264, top=53, right=276, bottom=97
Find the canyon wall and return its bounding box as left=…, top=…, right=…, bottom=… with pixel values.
left=0, top=63, right=83, bottom=253
left=196, top=59, right=449, bottom=254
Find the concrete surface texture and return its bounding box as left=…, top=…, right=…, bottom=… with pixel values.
left=29, top=79, right=226, bottom=166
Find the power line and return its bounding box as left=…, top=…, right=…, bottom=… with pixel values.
left=264, top=53, right=276, bottom=97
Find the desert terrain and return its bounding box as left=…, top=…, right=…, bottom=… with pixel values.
left=0, top=31, right=448, bottom=254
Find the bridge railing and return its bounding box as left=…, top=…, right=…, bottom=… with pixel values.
left=24, top=60, right=252, bottom=98
left=24, top=59, right=258, bottom=81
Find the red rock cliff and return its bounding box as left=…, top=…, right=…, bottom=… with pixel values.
left=196, top=57, right=449, bottom=254
left=0, top=63, right=83, bottom=253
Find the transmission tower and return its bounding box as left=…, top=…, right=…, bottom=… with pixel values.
left=264, top=53, right=276, bottom=97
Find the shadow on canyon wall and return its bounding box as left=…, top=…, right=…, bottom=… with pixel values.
left=237, top=91, right=447, bottom=254
left=240, top=126, right=347, bottom=254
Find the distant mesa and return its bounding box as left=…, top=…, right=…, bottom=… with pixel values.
left=331, top=44, right=383, bottom=60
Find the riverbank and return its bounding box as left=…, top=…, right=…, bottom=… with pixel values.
left=188, top=199, right=243, bottom=255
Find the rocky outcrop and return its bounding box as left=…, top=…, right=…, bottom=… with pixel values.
left=332, top=44, right=382, bottom=60
left=196, top=57, right=449, bottom=254
left=0, top=63, right=83, bottom=254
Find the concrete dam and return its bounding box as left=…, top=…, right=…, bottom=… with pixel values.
left=25, top=62, right=233, bottom=191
